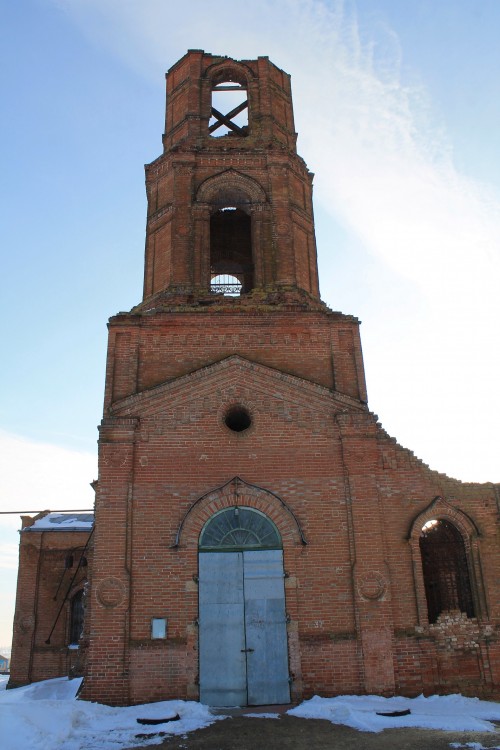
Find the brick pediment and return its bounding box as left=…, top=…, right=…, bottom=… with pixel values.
left=109, top=355, right=364, bottom=419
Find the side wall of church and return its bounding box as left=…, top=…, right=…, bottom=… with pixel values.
left=9, top=524, right=91, bottom=688
left=373, top=428, right=500, bottom=698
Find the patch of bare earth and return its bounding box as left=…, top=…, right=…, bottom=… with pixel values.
left=128, top=714, right=500, bottom=750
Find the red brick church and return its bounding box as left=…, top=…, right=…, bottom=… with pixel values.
left=9, top=51, right=500, bottom=706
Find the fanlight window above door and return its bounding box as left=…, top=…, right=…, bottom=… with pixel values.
left=199, top=507, right=281, bottom=551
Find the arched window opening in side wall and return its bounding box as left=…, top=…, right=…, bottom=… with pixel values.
left=69, top=590, right=85, bottom=645
left=209, top=80, right=248, bottom=137
left=419, top=519, right=475, bottom=624
left=210, top=208, right=253, bottom=294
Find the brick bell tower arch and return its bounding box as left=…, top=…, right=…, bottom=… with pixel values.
left=195, top=170, right=267, bottom=295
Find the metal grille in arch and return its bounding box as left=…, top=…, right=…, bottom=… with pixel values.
left=199, top=507, right=281, bottom=551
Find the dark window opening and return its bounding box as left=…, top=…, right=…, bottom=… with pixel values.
left=210, top=208, right=253, bottom=294
left=69, top=590, right=85, bottom=645
left=224, top=405, right=252, bottom=433
left=419, top=519, right=475, bottom=624
left=209, top=80, right=248, bottom=137
left=65, top=554, right=74, bottom=569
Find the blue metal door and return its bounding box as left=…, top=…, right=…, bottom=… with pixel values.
left=199, top=549, right=290, bottom=706
left=243, top=550, right=290, bottom=705
left=198, top=551, right=247, bottom=706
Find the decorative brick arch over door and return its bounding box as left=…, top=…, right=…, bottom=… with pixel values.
left=175, top=476, right=306, bottom=550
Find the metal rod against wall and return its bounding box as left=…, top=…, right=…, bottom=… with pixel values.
left=44, top=527, right=94, bottom=645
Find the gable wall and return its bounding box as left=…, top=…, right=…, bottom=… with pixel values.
left=84, top=354, right=363, bottom=703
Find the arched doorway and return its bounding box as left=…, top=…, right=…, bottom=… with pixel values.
left=198, top=506, right=290, bottom=706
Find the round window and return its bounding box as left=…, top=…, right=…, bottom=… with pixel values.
left=224, top=405, right=252, bottom=432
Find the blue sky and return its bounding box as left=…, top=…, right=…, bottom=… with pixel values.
left=1, top=0, right=499, bottom=647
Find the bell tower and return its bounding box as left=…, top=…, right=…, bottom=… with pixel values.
left=140, top=50, right=320, bottom=307
left=82, top=51, right=369, bottom=707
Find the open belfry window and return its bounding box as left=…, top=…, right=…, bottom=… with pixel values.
left=210, top=207, right=253, bottom=295
left=419, top=519, right=475, bottom=623
left=209, top=77, right=248, bottom=137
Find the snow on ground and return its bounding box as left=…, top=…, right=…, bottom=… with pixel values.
left=0, top=677, right=223, bottom=750
left=1, top=678, right=500, bottom=750
left=288, top=693, right=500, bottom=734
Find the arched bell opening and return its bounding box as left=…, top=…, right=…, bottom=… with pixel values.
left=208, top=65, right=249, bottom=138
left=210, top=207, right=253, bottom=295
left=196, top=172, right=266, bottom=297
left=209, top=80, right=248, bottom=138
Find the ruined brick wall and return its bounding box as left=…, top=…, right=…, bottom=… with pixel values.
left=372, top=429, right=500, bottom=698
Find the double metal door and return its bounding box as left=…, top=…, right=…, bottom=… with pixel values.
left=199, top=549, right=290, bottom=706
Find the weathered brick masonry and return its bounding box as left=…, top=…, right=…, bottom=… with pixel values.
left=10, top=51, right=500, bottom=705
left=9, top=513, right=92, bottom=687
